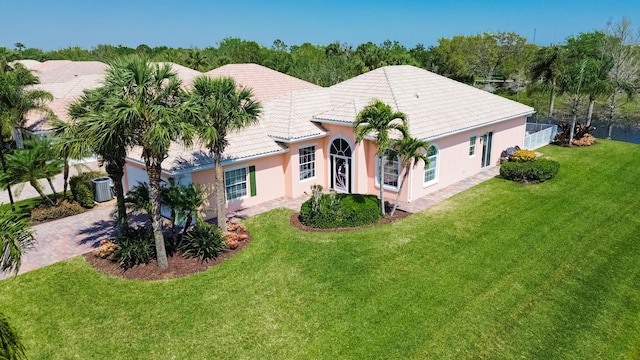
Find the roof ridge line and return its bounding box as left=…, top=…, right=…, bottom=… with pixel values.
left=383, top=67, right=400, bottom=111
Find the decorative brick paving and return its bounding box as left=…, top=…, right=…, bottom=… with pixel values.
left=0, top=167, right=500, bottom=280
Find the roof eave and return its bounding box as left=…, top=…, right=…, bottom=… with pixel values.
left=126, top=148, right=291, bottom=176
left=268, top=131, right=328, bottom=144
left=422, top=110, right=536, bottom=142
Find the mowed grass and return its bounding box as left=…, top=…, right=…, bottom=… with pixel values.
left=1, top=140, right=640, bottom=359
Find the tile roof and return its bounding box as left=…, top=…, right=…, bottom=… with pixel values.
left=263, top=89, right=329, bottom=140
left=315, top=65, right=534, bottom=140
left=205, top=63, right=320, bottom=102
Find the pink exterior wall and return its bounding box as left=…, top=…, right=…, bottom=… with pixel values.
left=407, top=116, right=526, bottom=202
left=287, top=139, right=328, bottom=198
left=123, top=115, right=526, bottom=216
left=190, top=154, right=287, bottom=219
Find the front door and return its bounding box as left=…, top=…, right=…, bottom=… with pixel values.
left=332, top=156, right=350, bottom=193
left=481, top=131, right=493, bottom=167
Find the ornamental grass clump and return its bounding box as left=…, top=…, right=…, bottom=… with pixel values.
left=180, top=220, right=227, bottom=262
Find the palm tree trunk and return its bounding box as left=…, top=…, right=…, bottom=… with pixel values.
left=30, top=178, right=53, bottom=206
left=390, top=167, right=410, bottom=216
left=548, top=86, right=556, bottom=119
left=106, top=161, right=127, bottom=231
left=607, top=122, right=614, bottom=140
left=214, top=153, right=227, bottom=232
left=63, top=158, right=70, bottom=200
left=0, top=150, right=15, bottom=211
left=145, top=159, right=168, bottom=269
left=569, top=113, right=577, bottom=146
left=586, top=97, right=595, bottom=127
left=378, top=154, right=385, bottom=216
left=46, top=177, right=58, bottom=200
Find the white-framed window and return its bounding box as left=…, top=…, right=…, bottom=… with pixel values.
left=299, top=145, right=316, bottom=181
left=376, top=150, right=400, bottom=190
left=469, top=136, right=477, bottom=156
left=424, top=145, right=439, bottom=185
left=225, top=167, right=247, bottom=201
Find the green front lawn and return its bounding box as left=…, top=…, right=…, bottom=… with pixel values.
left=1, top=140, right=640, bottom=358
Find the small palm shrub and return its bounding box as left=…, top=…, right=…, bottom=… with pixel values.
left=299, top=192, right=381, bottom=229
left=69, top=171, right=107, bottom=208
left=511, top=149, right=536, bottom=162
left=31, top=201, right=84, bottom=222
left=114, top=227, right=155, bottom=270
left=180, top=220, right=227, bottom=262
left=500, top=159, right=560, bottom=183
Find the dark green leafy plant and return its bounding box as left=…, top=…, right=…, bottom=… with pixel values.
left=180, top=220, right=227, bottom=262
left=114, top=227, right=155, bottom=270
left=299, top=192, right=381, bottom=229
left=500, top=159, right=560, bottom=183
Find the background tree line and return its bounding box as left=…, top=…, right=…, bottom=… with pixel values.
left=2, top=18, right=639, bottom=129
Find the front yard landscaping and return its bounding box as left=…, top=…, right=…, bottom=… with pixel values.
left=0, top=140, right=639, bottom=358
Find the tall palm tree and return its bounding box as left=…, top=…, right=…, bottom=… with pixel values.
left=0, top=210, right=33, bottom=360
left=189, top=76, right=261, bottom=232
left=100, top=56, right=196, bottom=269
left=558, top=59, right=588, bottom=145
left=353, top=99, right=408, bottom=216
left=0, top=63, right=53, bottom=210
left=529, top=45, right=564, bottom=119
left=65, top=85, right=132, bottom=230
left=389, top=136, right=429, bottom=216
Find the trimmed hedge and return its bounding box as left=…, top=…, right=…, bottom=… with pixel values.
left=69, top=171, right=107, bottom=208
left=31, top=201, right=84, bottom=222
left=299, top=193, right=381, bottom=229
left=500, top=159, right=560, bottom=183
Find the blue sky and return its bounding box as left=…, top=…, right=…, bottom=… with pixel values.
left=1, top=0, right=638, bottom=50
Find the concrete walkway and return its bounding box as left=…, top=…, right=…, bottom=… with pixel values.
left=0, top=166, right=500, bottom=280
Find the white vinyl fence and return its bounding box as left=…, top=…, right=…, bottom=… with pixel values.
left=524, top=123, right=557, bottom=150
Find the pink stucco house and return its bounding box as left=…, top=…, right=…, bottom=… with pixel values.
left=19, top=60, right=534, bottom=216
left=124, top=64, right=534, bottom=216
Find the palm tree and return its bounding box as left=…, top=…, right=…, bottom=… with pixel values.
left=0, top=210, right=35, bottom=275
left=0, top=210, right=33, bottom=360
left=558, top=59, right=588, bottom=145
left=65, top=85, right=132, bottom=229
left=186, top=48, right=207, bottom=71
left=353, top=99, right=408, bottom=216
left=0, top=313, right=26, bottom=360
left=389, top=136, right=429, bottom=216
left=189, top=76, right=261, bottom=232
left=0, top=139, right=63, bottom=206
left=99, top=56, right=196, bottom=269
left=0, top=63, right=53, bottom=210
left=529, top=45, right=564, bottom=119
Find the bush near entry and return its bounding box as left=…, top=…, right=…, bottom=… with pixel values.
left=299, top=189, right=381, bottom=229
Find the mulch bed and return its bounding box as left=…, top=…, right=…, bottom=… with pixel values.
left=84, top=233, right=251, bottom=281
left=289, top=209, right=412, bottom=232
left=85, top=206, right=412, bottom=280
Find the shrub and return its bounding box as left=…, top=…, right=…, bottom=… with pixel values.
left=572, top=134, right=597, bottom=146
left=511, top=149, right=536, bottom=162
left=114, top=227, right=155, bottom=269
left=180, top=220, right=227, bottom=262
left=299, top=192, right=381, bottom=229
left=500, top=159, right=560, bottom=183
left=93, top=239, right=117, bottom=259
left=69, top=171, right=107, bottom=208
left=30, top=201, right=84, bottom=222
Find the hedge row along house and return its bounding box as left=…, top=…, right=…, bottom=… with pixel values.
left=18, top=60, right=534, bottom=219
